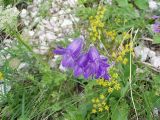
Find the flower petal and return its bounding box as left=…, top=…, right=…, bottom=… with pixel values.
left=88, top=46, right=100, bottom=61
left=53, top=47, right=66, bottom=55
left=67, top=38, right=83, bottom=57
left=74, top=65, right=83, bottom=77
left=62, top=54, right=75, bottom=68
left=77, top=53, right=89, bottom=67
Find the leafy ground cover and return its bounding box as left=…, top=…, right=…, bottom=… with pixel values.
left=0, top=0, right=160, bottom=120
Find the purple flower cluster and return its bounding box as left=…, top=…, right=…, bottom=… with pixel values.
left=152, top=15, right=160, bottom=33
left=54, top=38, right=110, bottom=80
left=152, top=22, right=160, bottom=33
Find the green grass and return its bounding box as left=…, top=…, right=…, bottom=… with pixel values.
left=0, top=0, right=160, bottom=119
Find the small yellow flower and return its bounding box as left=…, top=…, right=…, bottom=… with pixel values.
left=102, top=101, right=106, bottom=106
left=111, top=80, right=117, bottom=85
left=95, top=98, right=100, bottom=103
left=112, top=52, right=116, bottom=58
left=98, top=103, right=102, bottom=107
left=0, top=72, right=3, bottom=80
left=93, top=104, right=97, bottom=108
left=107, top=82, right=112, bottom=87
left=102, top=81, right=108, bottom=87
left=117, top=56, right=123, bottom=62
left=112, top=73, right=118, bottom=79
left=104, top=105, right=109, bottom=111
left=100, top=94, right=105, bottom=99
left=108, top=87, right=113, bottom=93
left=123, top=58, right=128, bottom=64
left=99, top=107, right=103, bottom=112
left=114, top=83, right=121, bottom=90
left=92, top=109, right=97, bottom=113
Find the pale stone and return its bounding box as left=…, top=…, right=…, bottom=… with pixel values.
left=61, top=19, right=73, bottom=27
left=46, top=32, right=56, bottom=40
left=28, top=31, right=35, bottom=37
left=20, top=9, right=27, bottom=18
left=18, top=63, right=29, bottom=70
left=150, top=56, right=160, bottom=68
left=148, top=50, right=156, bottom=58
left=134, top=46, right=150, bottom=62
left=149, top=0, right=158, bottom=10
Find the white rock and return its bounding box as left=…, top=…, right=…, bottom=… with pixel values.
left=33, top=17, right=40, bottom=24
left=50, top=17, right=58, bottom=24
left=28, top=31, right=35, bottom=37
left=18, top=63, right=29, bottom=70
left=150, top=56, right=160, bottom=68
left=67, top=0, right=77, bottom=7
left=134, top=46, right=149, bottom=62
left=149, top=0, right=158, bottom=10
left=45, top=22, right=53, bottom=30
left=33, top=46, right=49, bottom=55
left=54, top=26, right=60, bottom=32
left=20, top=9, right=27, bottom=18
left=31, top=11, right=38, bottom=18
left=61, top=19, right=73, bottom=27
left=153, top=108, right=159, bottom=117
left=46, top=32, right=56, bottom=40
left=148, top=50, right=156, bottom=58
left=39, top=34, right=46, bottom=41
left=24, top=20, right=30, bottom=26
left=58, top=10, right=65, bottom=15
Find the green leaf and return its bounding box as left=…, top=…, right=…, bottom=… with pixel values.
left=153, top=35, right=160, bottom=44
left=116, top=0, right=128, bottom=7
left=120, top=82, right=129, bottom=97
left=134, top=0, right=149, bottom=10
left=110, top=98, right=129, bottom=120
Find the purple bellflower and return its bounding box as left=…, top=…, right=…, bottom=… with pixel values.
left=152, top=15, right=160, bottom=19
left=152, top=22, right=160, bottom=33
left=54, top=38, right=110, bottom=80
left=54, top=38, right=83, bottom=68
left=84, top=46, right=110, bottom=79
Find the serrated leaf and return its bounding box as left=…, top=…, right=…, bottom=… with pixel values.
left=134, top=0, right=148, bottom=10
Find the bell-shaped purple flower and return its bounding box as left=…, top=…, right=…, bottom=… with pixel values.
left=54, top=38, right=83, bottom=68
left=152, top=22, right=160, bottom=33
left=54, top=38, right=110, bottom=80
left=74, top=53, right=89, bottom=77
left=152, top=15, right=160, bottom=19
left=83, top=46, right=110, bottom=79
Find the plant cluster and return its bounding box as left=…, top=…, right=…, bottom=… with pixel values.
left=0, top=0, right=160, bottom=120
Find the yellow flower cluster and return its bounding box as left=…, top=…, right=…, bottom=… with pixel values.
left=106, top=30, right=117, bottom=40
left=122, top=32, right=131, bottom=40
left=0, top=72, right=3, bottom=80
left=96, top=67, right=121, bottom=93
left=89, top=6, right=106, bottom=41
left=112, top=43, right=133, bottom=64
left=96, top=79, right=120, bottom=93
left=91, top=94, right=109, bottom=113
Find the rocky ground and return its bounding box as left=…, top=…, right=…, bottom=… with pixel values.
left=0, top=0, right=160, bottom=71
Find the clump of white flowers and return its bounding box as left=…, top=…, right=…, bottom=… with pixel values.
left=0, top=6, right=19, bottom=31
